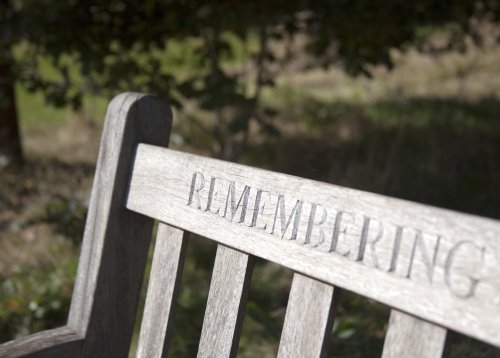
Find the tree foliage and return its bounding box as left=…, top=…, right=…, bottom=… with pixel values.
left=2, top=0, right=500, bottom=158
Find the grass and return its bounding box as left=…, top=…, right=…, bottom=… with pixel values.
left=16, top=83, right=109, bottom=130
left=16, top=85, right=70, bottom=127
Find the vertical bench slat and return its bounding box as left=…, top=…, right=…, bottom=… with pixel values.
left=197, top=245, right=254, bottom=358
left=382, top=310, right=447, bottom=358
left=278, top=274, right=339, bottom=358
left=136, top=224, right=188, bottom=358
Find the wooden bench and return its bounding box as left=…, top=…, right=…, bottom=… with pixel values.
left=1, top=92, right=499, bottom=357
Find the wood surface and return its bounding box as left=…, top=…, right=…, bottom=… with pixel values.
left=66, top=93, right=172, bottom=357
left=197, top=245, right=254, bottom=357
left=136, top=223, right=188, bottom=358
left=278, top=274, right=338, bottom=358
left=382, top=310, right=447, bottom=358
left=127, top=144, right=500, bottom=347
left=0, top=326, right=82, bottom=358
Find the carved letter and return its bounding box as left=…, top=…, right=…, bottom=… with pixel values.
left=205, top=177, right=224, bottom=214
left=271, top=195, right=303, bottom=240
left=305, top=203, right=327, bottom=245
left=357, top=216, right=382, bottom=268
left=387, top=226, right=403, bottom=272
left=249, top=189, right=271, bottom=231
left=445, top=240, right=485, bottom=299
left=187, top=172, right=205, bottom=210
left=406, top=231, right=441, bottom=284
left=330, top=211, right=355, bottom=256
left=224, top=182, right=250, bottom=223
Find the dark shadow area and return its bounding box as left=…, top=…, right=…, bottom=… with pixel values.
left=330, top=292, right=388, bottom=358
left=0, top=157, right=95, bottom=213
left=239, top=260, right=293, bottom=356
left=168, top=234, right=217, bottom=357
left=0, top=158, right=93, bottom=341
left=447, top=331, right=500, bottom=358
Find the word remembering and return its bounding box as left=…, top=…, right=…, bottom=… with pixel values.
left=186, top=171, right=499, bottom=303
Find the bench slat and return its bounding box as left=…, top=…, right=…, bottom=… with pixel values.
left=197, top=245, right=254, bottom=358
left=136, top=224, right=188, bottom=358
left=382, top=310, right=447, bottom=358
left=278, top=274, right=338, bottom=358
left=127, top=144, right=500, bottom=347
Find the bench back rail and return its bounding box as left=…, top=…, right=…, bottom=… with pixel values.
left=1, top=92, right=499, bottom=358
left=127, top=143, right=500, bottom=351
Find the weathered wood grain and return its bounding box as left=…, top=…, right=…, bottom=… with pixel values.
left=0, top=326, right=82, bottom=358
left=67, top=93, right=172, bottom=357
left=126, top=144, right=500, bottom=347
left=278, top=274, right=338, bottom=358
left=382, top=310, right=447, bottom=358
left=136, top=223, right=188, bottom=358
left=197, top=245, right=254, bottom=358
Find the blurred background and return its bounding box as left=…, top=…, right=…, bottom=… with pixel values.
left=1, top=1, right=499, bottom=357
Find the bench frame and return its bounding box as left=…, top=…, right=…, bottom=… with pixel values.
left=1, top=92, right=499, bottom=358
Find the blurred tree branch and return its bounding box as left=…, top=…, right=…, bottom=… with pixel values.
left=2, top=0, right=500, bottom=160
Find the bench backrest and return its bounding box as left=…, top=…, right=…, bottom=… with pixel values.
left=1, top=92, right=499, bottom=358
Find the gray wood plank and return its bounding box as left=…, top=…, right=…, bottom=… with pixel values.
left=126, top=145, right=500, bottom=347
left=382, top=310, right=447, bottom=358
left=136, top=223, right=188, bottom=358
left=197, top=245, right=254, bottom=358
left=67, top=93, right=172, bottom=357
left=278, top=273, right=338, bottom=358
left=0, top=326, right=82, bottom=358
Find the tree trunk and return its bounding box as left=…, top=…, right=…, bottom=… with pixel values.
left=0, top=60, right=23, bottom=167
